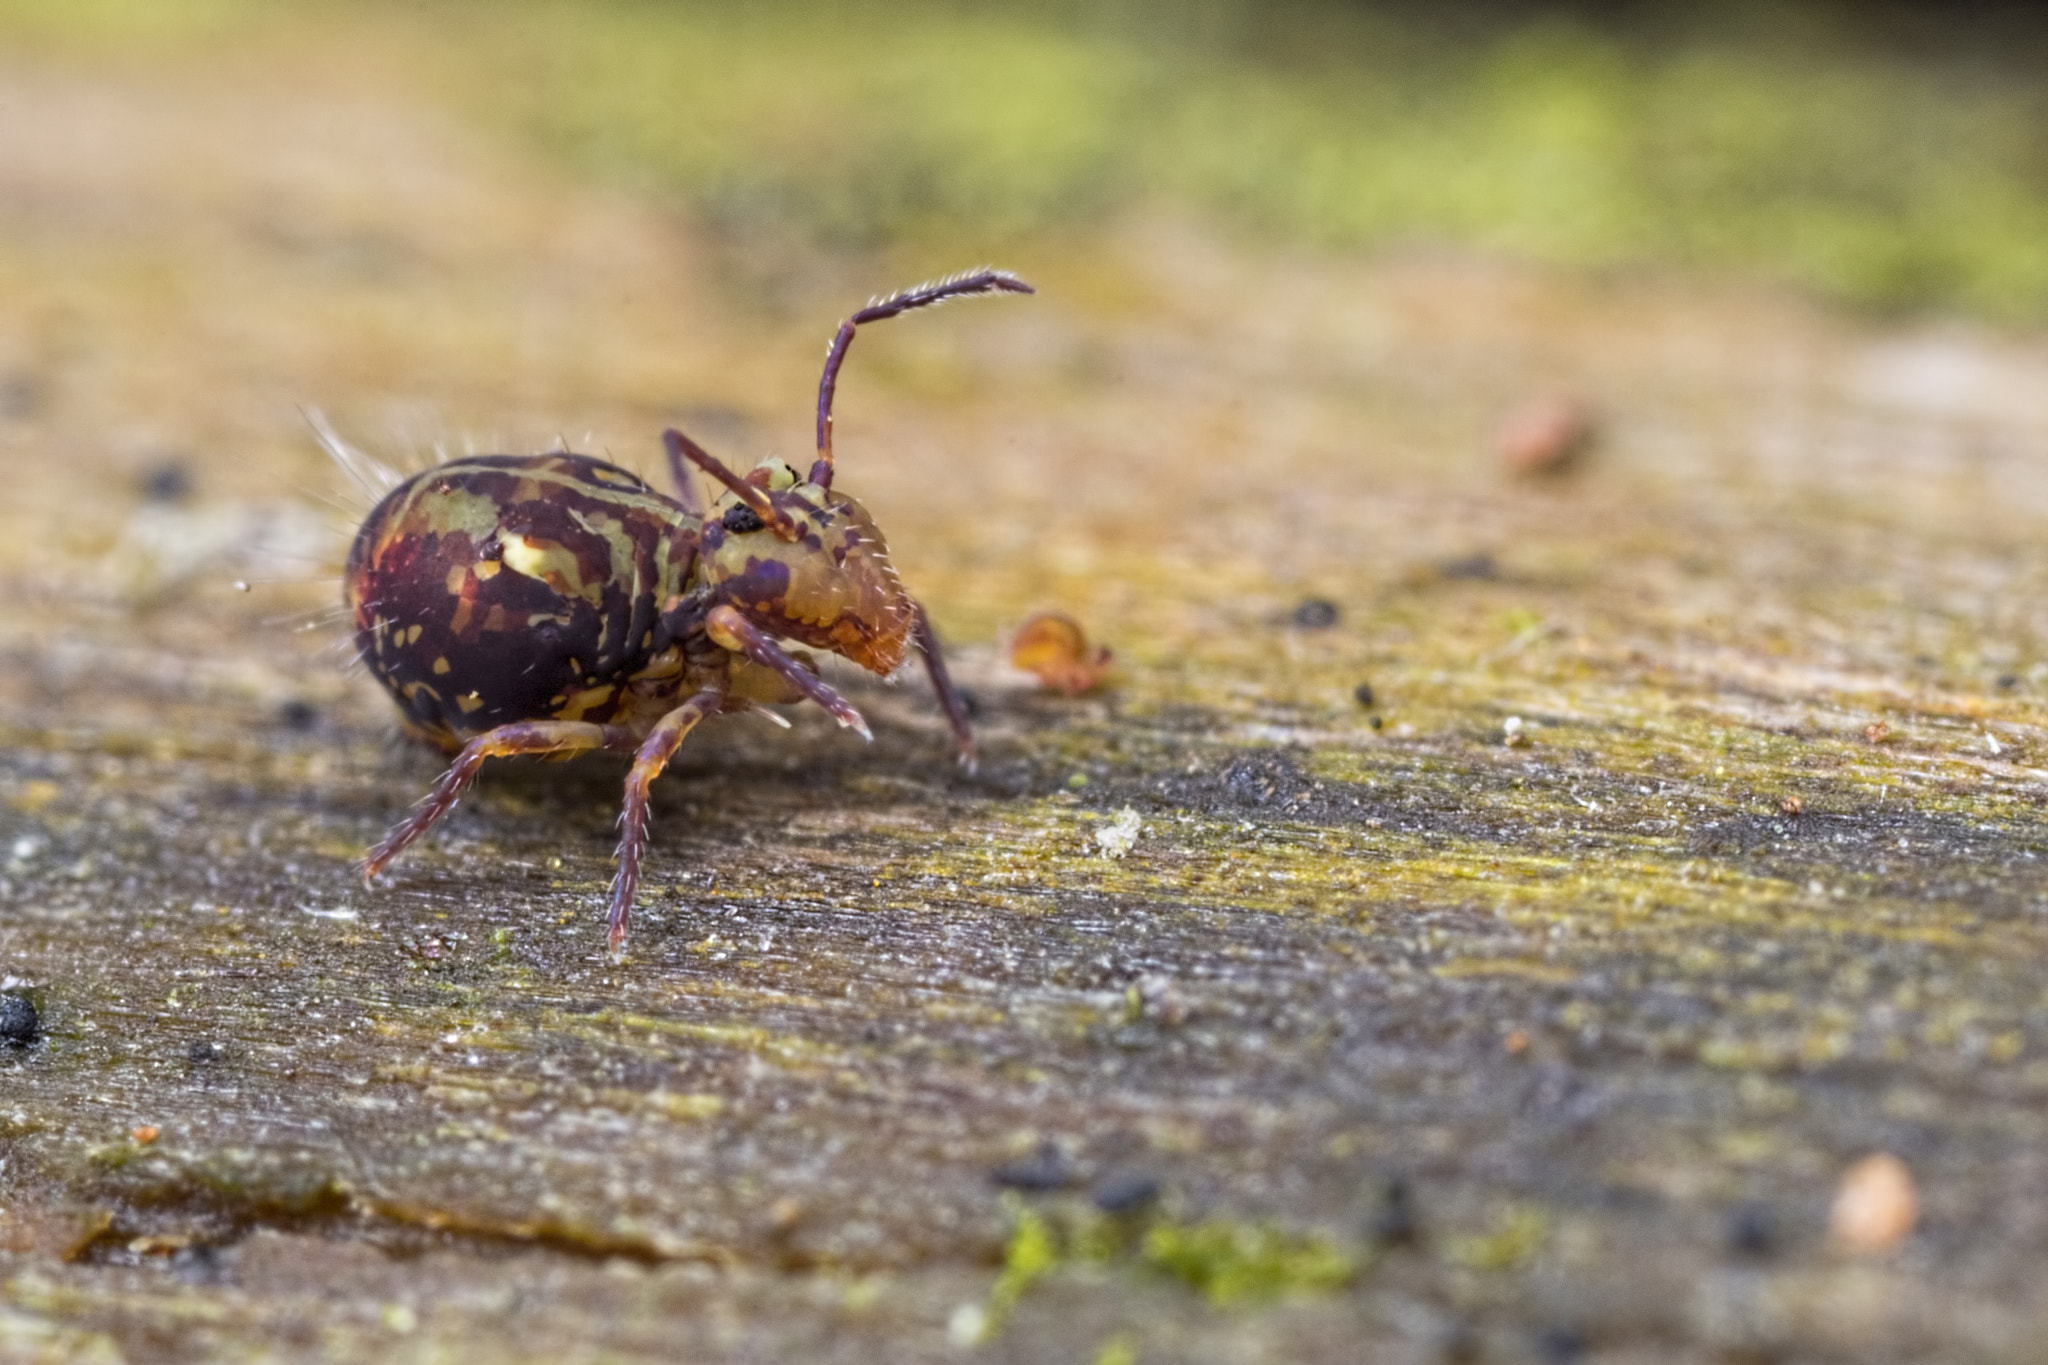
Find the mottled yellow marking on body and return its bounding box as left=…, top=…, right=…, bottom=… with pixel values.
left=388, top=483, right=500, bottom=545
left=445, top=563, right=469, bottom=595
left=404, top=623, right=424, bottom=646
left=501, top=533, right=603, bottom=607
left=554, top=684, right=617, bottom=721
left=474, top=559, right=501, bottom=580
left=567, top=504, right=642, bottom=619
left=457, top=691, right=484, bottom=714
left=432, top=657, right=451, bottom=675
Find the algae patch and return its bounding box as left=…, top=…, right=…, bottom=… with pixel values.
left=964, top=1194, right=1362, bottom=1342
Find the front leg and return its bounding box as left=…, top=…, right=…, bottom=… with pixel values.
left=609, top=688, right=726, bottom=953
left=705, top=604, right=872, bottom=739
left=363, top=720, right=628, bottom=882
left=909, top=601, right=976, bottom=768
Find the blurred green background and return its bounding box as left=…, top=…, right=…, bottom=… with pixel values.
left=10, top=0, right=2048, bottom=320
left=6, top=7, right=2048, bottom=1361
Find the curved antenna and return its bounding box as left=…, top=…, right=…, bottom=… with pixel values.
left=662, top=429, right=799, bottom=541
left=811, top=267, right=1035, bottom=489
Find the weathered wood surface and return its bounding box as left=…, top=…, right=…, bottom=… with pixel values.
left=5, top=48, right=2048, bottom=1365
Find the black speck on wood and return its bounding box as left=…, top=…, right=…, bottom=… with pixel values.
left=0, top=994, right=41, bottom=1046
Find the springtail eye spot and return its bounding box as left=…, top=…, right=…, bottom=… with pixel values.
left=723, top=504, right=767, bottom=534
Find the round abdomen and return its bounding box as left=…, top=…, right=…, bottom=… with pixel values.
left=344, top=454, right=696, bottom=747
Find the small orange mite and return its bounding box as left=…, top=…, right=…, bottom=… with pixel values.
left=1011, top=613, right=1112, bottom=696
left=131, top=1125, right=159, bottom=1145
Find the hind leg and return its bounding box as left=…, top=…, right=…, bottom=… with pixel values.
left=363, top=721, right=627, bottom=881
left=608, top=689, right=725, bottom=953
left=659, top=427, right=709, bottom=516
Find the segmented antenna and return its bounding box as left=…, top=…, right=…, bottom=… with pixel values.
left=811, top=268, right=1034, bottom=488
